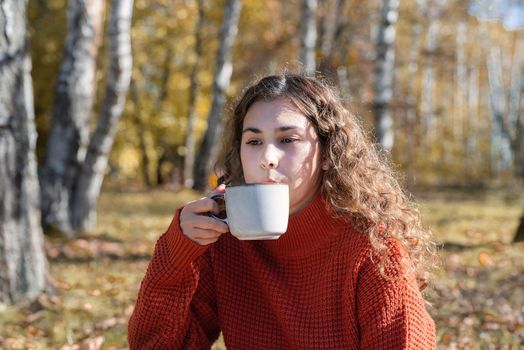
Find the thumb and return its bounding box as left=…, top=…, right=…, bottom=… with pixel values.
left=209, top=183, right=226, bottom=196
left=215, top=183, right=226, bottom=193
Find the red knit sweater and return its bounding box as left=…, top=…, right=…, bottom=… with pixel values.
left=128, top=193, right=436, bottom=349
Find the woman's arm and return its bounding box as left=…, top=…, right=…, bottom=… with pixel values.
left=128, top=210, right=221, bottom=349
left=356, top=244, right=436, bottom=349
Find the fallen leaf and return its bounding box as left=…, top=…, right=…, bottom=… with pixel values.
left=478, top=252, right=493, bottom=267
left=95, top=317, right=120, bottom=330
left=440, top=332, right=453, bottom=345
left=80, top=336, right=104, bottom=350
left=98, top=242, right=125, bottom=258
left=26, top=324, right=45, bottom=337
left=105, top=288, right=120, bottom=297
left=88, top=289, right=102, bottom=297
left=83, top=302, right=94, bottom=311
left=59, top=345, right=80, bottom=350
left=445, top=253, right=461, bottom=270
left=26, top=309, right=46, bottom=323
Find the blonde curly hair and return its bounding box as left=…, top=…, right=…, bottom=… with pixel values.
left=216, top=73, right=437, bottom=284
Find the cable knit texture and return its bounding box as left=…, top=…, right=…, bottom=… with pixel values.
left=128, top=193, right=436, bottom=349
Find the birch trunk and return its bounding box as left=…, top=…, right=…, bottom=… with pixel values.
left=193, top=0, right=242, bottom=192
left=300, top=0, right=317, bottom=75
left=373, top=0, right=399, bottom=152
left=40, top=0, right=105, bottom=235
left=72, top=0, right=134, bottom=231
left=420, top=2, right=438, bottom=140
left=0, top=0, right=48, bottom=304
left=465, top=55, right=480, bottom=175
left=183, top=0, right=204, bottom=188
left=485, top=43, right=513, bottom=175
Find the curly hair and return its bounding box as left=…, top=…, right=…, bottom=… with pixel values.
left=216, top=73, right=437, bottom=284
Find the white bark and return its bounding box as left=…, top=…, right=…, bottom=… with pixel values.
left=72, top=0, right=134, bottom=231
left=420, top=1, right=439, bottom=139
left=0, top=0, right=48, bottom=304
left=300, top=0, right=317, bottom=75
left=482, top=29, right=513, bottom=175
left=193, top=0, right=242, bottom=191
left=373, top=0, right=400, bottom=152
left=40, top=0, right=105, bottom=234
left=465, top=55, right=480, bottom=174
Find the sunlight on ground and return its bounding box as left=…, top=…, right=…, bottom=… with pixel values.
left=0, top=187, right=522, bottom=349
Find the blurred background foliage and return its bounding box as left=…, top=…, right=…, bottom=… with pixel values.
left=28, top=0, right=524, bottom=190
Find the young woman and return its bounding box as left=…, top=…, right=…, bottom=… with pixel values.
left=128, top=73, right=438, bottom=349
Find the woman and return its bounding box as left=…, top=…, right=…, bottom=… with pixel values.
left=128, top=73, right=437, bottom=349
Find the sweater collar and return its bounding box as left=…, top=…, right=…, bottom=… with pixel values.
left=263, top=191, right=347, bottom=256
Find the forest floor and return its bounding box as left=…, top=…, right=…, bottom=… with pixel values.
left=0, top=186, right=523, bottom=349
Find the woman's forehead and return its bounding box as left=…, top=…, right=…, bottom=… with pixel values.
left=243, top=98, right=310, bottom=127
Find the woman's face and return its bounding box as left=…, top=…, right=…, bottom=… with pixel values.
left=240, top=98, right=324, bottom=215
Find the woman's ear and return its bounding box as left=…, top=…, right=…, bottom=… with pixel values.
left=321, top=160, right=330, bottom=171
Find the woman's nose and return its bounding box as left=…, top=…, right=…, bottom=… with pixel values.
left=260, top=144, right=279, bottom=169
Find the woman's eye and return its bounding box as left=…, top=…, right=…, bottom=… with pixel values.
left=246, top=139, right=261, bottom=145
left=281, top=137, right=298, bottom=144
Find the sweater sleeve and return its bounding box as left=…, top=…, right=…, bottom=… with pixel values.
left=356, top=244, right=436, bottom=349
left=128, top=209, right=221, bottom=349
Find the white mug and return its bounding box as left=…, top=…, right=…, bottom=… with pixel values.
left=209, top=183, right=289, bottom=240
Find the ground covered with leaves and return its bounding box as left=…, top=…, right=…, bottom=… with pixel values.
left=0, top=187, right=523, bottom=349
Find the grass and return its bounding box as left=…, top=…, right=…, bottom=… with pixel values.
left=0, top=187, right=523, bottom=349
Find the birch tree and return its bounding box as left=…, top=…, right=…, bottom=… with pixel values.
left=183, top=0, right=204, bottom=188
left=420, top=0, right=440, bottom=140
left=193, top=0, right=242, bottom=192
left=300, top=0, right=317, bottom=75
left=72, top=0, right=134, bottom=231
left=0, top=0, right=48, bottom=304
left=373, top=0, right=400, bottom=152
left=40, top=0, right=105, bottom=234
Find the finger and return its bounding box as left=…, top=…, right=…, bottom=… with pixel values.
left=190, top=227, right=223, bottom=240
left=193, top=237, right=221, bottom=246
left=189, top=215, right=229, bottom=233
left=208, top=183, right=226, bottom=196
left=185, top=197, right=220, bottom=215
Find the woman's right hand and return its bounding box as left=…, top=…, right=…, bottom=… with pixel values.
left=179, top=184, right=230, bottom=245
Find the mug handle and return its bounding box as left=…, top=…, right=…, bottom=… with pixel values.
left=208, top=193, right=228, bottom=224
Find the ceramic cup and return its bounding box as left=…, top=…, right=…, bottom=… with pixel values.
left=209, top=183, right=289, bottom=240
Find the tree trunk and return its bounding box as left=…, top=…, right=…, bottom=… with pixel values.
left=485, top=42, right=513, bottom=175
left=193, top=0, right=242, bottom=192
left=317, top=0, right=348, bottom=83
left=466, top=53, right=480, bottom=175
left=420, top=2, right=438, bottom=140
left=0, top=0, right=48, bottom=304
left=509, top=33, right=524, bottom=179
left=183, top=0, right=204, bottom=188
left=130, top=79, right=151, bottom=187
left=514, top=213, right=524, bottom=243
left=40, top=0, right=105, bottom=235
left=373, top=0, right=400, bottom=152
left=300, top=0, right=317, bottom=75
left=72, top=0, right=134, bottom=232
